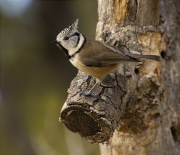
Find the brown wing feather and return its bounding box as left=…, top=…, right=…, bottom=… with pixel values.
left=79, top=39, right=139, bottom=67
left=104, top=43, right=160, bottom=61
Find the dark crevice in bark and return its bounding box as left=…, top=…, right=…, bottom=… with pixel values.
left=170, top=126, right=180, bottom=144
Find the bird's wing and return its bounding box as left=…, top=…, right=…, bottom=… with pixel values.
left=79, top=39, right=139, bottom=67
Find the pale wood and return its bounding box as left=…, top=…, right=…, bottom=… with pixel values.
left=60, top=0, right=180, bottom=154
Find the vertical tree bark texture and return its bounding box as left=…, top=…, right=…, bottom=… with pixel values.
left=60, top=0, right=180, bottom=154
left=97, top=0, right=180, bottom=155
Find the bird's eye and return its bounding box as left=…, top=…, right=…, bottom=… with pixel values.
left=64, top=37, right=69, bottom=40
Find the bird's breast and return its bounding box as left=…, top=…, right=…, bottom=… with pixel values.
left=69, top=57, right=78, bottom=67
left=69, top=56, right=119, bottom=80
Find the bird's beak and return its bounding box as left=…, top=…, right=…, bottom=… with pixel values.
left=51, top=40, right=59, bottom=44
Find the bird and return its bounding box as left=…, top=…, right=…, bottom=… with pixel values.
left=51, top=19, right=160, bottom=96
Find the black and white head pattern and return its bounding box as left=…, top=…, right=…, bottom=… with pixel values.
left=56, top=19, right=82, bottom=50
left=56, top=19, right=86, bottom=57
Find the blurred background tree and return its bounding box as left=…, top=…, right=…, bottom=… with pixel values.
left=1, top=0, right=99, bottom=154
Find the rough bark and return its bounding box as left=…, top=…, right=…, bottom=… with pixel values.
left=60, top=0, right=180, bottom=154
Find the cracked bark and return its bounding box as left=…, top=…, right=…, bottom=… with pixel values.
left=60, top=0, right=180, bottom=154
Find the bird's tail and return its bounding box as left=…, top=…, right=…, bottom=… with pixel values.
left=129, top=54, right=160, bottom=62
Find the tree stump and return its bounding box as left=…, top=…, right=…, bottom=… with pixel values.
left=60, top=0, right=180, bottom=154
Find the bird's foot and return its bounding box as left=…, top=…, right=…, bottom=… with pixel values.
left=80, top=91, right=97, bottom=96
left=80, top=82, right=99, bottom=96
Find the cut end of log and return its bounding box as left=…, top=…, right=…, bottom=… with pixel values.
left=59, top=71, right=123, bottom=143
left=60, top=106, right=101, bottom=137
left=60, top=104, right=114, bottom=144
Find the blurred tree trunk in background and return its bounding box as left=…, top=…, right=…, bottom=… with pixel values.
left=96, top=0, right=180, bottom=155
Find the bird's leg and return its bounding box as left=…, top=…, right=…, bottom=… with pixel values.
left=80, top=81, right=99, bottom=96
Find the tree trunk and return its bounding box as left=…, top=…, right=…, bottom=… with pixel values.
left=60, top=0, right=180, bottom=154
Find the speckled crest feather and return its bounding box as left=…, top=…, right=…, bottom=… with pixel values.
left=55, top=19, right=85, bottom=56
left=57, top=19, right=79, bottom=37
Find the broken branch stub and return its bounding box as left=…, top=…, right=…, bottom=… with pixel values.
left=59, top=58, right=161, bottom=144
left=59, top=67, right=128, bottom=143
left=59, top=23, right=161, bottom=143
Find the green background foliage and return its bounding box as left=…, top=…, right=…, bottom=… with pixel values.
left=1, top=0, right=99, bottom=154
